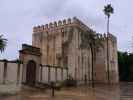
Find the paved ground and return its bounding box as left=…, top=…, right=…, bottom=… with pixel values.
left=0, top=83, right=21, bottom=94
left=0, top=83, right=133, bottom=100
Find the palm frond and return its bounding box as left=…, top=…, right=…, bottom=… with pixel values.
left=103, top=4, right=114, bottom=17
left=0, top=35, right=7, bottom=53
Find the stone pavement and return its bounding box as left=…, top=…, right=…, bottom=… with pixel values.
left=0, top=83, right=21, bottom=95
left=0, top=83, right=133, bottom=100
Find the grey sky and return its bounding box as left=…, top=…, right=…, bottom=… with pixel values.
left=0, top=0, right=132, bottom=59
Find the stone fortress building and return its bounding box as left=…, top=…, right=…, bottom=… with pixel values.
left=19, top=17, right=119, bottom=85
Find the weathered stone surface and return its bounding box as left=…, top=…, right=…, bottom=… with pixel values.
left=27, top=17, right=119, bottom=84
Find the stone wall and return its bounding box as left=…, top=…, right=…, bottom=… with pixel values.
left=0, top=62, right=23, bottom=84
left=32, top=17, right=119, bottom=84
left=94, top=33, right=119, bottom=83
left=41, top=66, right=67, bottom=83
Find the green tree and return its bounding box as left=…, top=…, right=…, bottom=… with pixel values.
left=103, top=4, right=114, bottom=33
left=0, top=35, right=7, bottom=53
left=80, top=29, right=103, bottom=88
left=118, top=51, right=128, bottom=81
left=118, top=51, right=133, bottom=81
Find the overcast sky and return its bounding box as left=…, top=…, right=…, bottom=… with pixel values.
left=0, top=0, right=132, bottom=59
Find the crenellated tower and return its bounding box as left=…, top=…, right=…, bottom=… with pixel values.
left=32, top=17, right=119, bottom=84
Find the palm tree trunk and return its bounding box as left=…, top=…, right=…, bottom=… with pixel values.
left=107, top=16, right=110, bottom=34
left=107, top=16, right=110, bottom=84
left=3, top=60, right=7, bottom=84
left=107, top=35, right=110, bottom=84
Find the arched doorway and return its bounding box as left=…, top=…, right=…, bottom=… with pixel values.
left=26, top=60, right=36, bottom=85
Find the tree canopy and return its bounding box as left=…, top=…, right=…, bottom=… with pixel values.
left=118, top=51, right=133, bottom=81
left=103, top=4, right=114, bottom=18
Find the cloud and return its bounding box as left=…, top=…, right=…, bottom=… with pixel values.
left=0, top=0, right=133, bottom=59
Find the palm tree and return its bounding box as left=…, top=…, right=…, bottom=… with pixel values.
left=103, top=4, right=114, bottom=83
left=0, top=35, right=7, bottom=53
left=80, top=29, right=103, bottom=88
left=103, top=4, right=114, bottom=33
left=0, top=35, right=7, bottom=84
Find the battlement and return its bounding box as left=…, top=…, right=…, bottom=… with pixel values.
left=97, top=33, right=117, bottom=42
left=33, top=17, right=117, bottom=42
left=33, top=17, right=91, bottom=33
